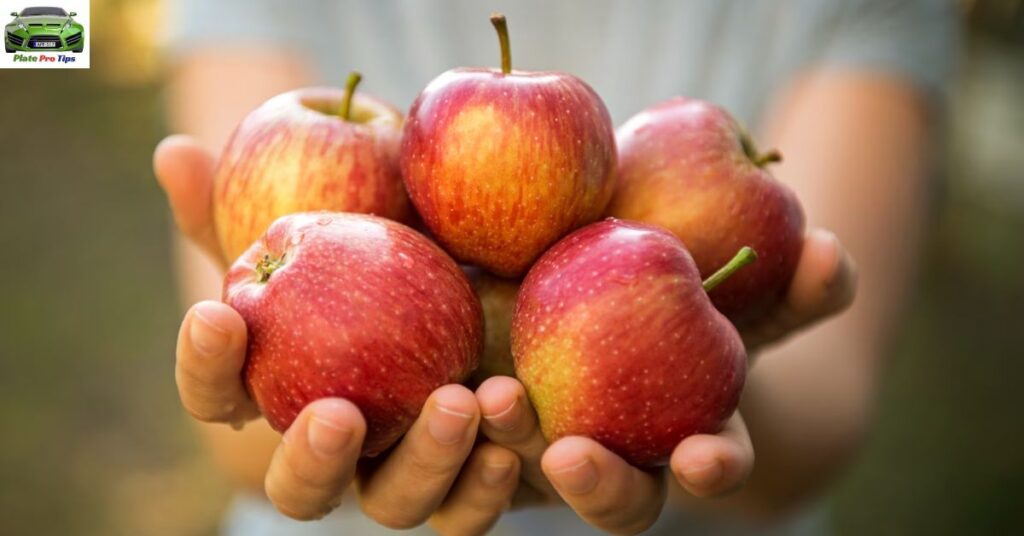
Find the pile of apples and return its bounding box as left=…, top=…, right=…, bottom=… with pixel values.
left=217, top=14, right=803, bottom=466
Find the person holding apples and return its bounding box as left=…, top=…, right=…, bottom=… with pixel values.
left=156, top=1, right=956, bottom=534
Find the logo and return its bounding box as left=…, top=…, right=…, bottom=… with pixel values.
left=3, top=2, right=89, bottom=68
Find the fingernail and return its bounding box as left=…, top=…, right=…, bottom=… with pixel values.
left=481, top=462, right=513, bottom=487
left=190, top=303, right=230, bottom=357
left=550, top=457, right=598, bottom=495
left=681, top=460, right=722, bottom=488
left=308, top=405, right=354, bottom=457
left=814, top=229, right=842, bottom=287
left=482, top=396, right=519, bottom=431
left=812, top=228, right=839, bottom=250
left=428, top=403, right=474, bottom=445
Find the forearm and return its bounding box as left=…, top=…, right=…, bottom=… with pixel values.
left=729, top=333, right=878, bottom=515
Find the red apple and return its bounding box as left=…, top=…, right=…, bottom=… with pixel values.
left=464, top=268, right=520, bottom=385
left=608, top=98, right=804, bottom=328
left=401, top=14, right=616, bottom=277
left=512, top=218, right=751, bottom=467
left=214, top=72, right=411, bottom=262
left=224, top=212, right=483, bottom=456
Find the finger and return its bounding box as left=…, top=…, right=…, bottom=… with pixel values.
left=744, top=228, right=858, bottom=351
left=358, top=385, right=480, bottom=529
left=265, top=398, right=366, bottom=520
left=476, top=376, right=557, bottom=499
left=670, top=412, right=754, bottom=498
left=175, top=300, right=260, bottom=425
left=542, top=437, right=666, bottom=535
left=429, top=443, right=520, bottom=536
left=153, top=134, right=225, bottom=265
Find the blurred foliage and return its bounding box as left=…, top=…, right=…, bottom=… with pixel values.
left=0, top=69, right=228, bottom=535
left=0, top=1, right=1022, bottom=535
left=0, top=0, right=225, bottom=530
left=831, top=7, right=1024, bottom=533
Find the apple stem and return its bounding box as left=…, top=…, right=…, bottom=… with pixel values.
left=740, top=130, right=782, bottom=168
left=490, top=13, right=511, bottom=74
left=754, top=149, right=782, bottom=167
left=339, top=70, right=362, bottom=121
left=702, top=247, right=758, bottom=292
left=255, top=254, right=286, bottom=283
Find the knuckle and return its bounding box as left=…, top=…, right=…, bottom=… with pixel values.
left=276, top=502, right=323, bottom=522
left=176, top=376, right=235, bottom=422
left=282, top=450, right=346, bottom=496
left=578, top=499, right=621, bottom=522
left=181, top=400, right=223, bottom=422
left=176, top=358, right=223, bottom=396
left=585, top=485, right=662, bottom=534
left=362, top=501, right=426, bottom=530
left=266, top=469, right=344, bottom=521
left=429, top=514, right=492, bottom=536
left=409, top=449, right=465, bottom=481
left=590, top=504, right=659, bottom=536
left=615, top=514, right=659, bottom=536
left=485, top=415, right=538, bottom=446
left=265, top=480, right=321, bottom=521
left=269, top=495, right=324, bottom=521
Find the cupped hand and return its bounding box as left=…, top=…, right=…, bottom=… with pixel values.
left=475, top=231, right=857, bottom=534
left=741, top=228, right=857, bottom=353
left=477, top=376, right=753, bottom=534
left=156, top=135, right=519, bottom=534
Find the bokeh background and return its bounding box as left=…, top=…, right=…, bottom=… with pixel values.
left=0, top=1, right=1022, bottom=534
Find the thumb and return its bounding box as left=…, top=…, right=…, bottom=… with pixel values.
left=154, top=134, right=225, bottom=266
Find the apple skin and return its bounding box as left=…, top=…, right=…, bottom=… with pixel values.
left=608, top=98, right=804, bottom=329
left=464, top=267, right=520, bottom=385
left=512, top=218, right=747, bottom=467
left=401, top=69, right=617, bottom=277
left=214, top=87, right=411, bottom=262
left=223, top=212, right=483, bottom=456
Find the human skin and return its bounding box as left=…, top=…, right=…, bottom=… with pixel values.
left=161, top=47, right=926, bottom=534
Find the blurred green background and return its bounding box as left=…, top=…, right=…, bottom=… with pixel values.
left=0, top=1, right=1022, bottom=534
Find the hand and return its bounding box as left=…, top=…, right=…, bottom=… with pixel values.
left=476, top=376, right=751, bottom=534
left=155, top=135, right=519, bottom=534
left=741, top=228, right=857, bottom=354
left=475, top=231, right=856, bottom=534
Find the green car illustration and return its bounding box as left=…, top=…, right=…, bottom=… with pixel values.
left=5, top=6, right=83, bottom=53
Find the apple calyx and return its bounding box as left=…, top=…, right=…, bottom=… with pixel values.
left=740, top=130, right=782, bottom=168
left=702, top=246, right=758, bottom=292
left=255, top=253, right=286, bottom=283
left=490, top=13, right=512, bottom=74
left=339, top=70, right=363, bottom=121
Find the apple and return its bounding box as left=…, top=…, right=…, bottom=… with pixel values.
left=214, top=72, right=411, bottom=262
left=607, top=98, right=804, bottom=328
left=224, top=212, right=483, bottom=456
left=464, top=268, right=520, bottom=385
left=512, top=218, right=752, bottom=467
left=401, top=13, right=616, bottom=277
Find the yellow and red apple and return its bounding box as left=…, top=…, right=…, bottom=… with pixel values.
left=214, top=74, right=411, bottom=262
left=608, top=98, right=804, bottom=328
left=512, top=219, right=750, bottom=467
left=401, top=15, right=616, bottom=277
